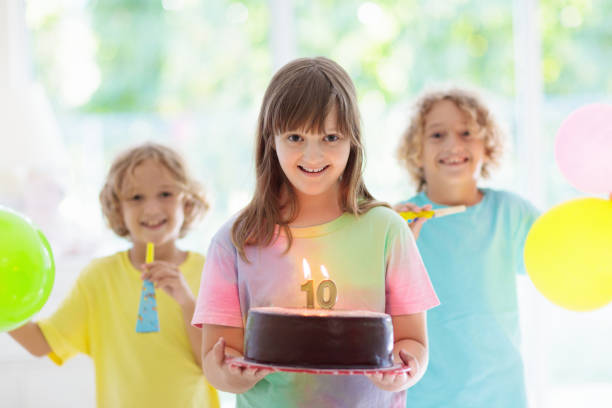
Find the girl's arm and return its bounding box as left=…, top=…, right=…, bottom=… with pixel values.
left=8, top=321, right=52, bottom=357
left=392, top=312, right=428, bottom=383
left=366, top=312, right=428, bottom=392
left=201, top=324, right=271, bottom=393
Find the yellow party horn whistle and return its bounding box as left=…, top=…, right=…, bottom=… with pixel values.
left=146, top=242, right=154, bottom=264
left=400, top=205, right=466, bottom=221
left=136, top=242, right=159, bottom=333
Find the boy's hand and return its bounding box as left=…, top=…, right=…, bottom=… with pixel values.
left=393, top=203, right=432, bottom=240
left=365, top=349, right=419, bottom=392
left=141, top=260, right=193, bottom=306
left=210, top=337, right=271, bottom=393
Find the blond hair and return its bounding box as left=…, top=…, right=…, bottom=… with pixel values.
left=397, top=86, right=504, bottom=191
left=232, top=57, right=387, bottom=262
left=100, top=142, right=209, bottom=238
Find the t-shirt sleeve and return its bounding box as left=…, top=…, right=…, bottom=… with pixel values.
left=385, top=217, right=440, bottom=315
left=37, top=277, right=91, bottom=365
left=514, top=198, right=541, bottom=276
left=192, top=233, right=243, bottom=328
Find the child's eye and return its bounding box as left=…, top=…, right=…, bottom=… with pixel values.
left=324, top=134, right=340, bottom=142
left=160, top=191, right=173, bottom=198
left=130, top=194, right=143, bottom=201
left=462, top=130, right=471, bottom=137
left=430, top=132, right=443, bottom=139
left=287, top=134, right=302, bottom=142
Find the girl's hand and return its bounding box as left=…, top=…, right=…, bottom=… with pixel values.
left=141, top=260, right=193, bottom=306
left=365, top=349, right=419, bottom=392
left=210, top=337, right=271, bottom=393
left=393, top=203, right=432, bottom=240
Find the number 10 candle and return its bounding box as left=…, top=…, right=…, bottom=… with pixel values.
left=300, top=259, right=337, bottom=309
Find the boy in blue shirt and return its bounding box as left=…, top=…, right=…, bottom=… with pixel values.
left=395, top=87, right=539, bottom=407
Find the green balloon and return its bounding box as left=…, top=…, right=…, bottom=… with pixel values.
left=0, top=206, right=55, bottom=332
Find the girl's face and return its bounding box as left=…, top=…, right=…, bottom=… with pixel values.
left=119, top=159, right=187, bottom=247
left=420, top=99, right=487, bottom=188
left=274, top=107, right=351, bottom=203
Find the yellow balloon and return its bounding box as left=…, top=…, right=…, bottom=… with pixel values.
left=524, top=198, right=612, bottom=311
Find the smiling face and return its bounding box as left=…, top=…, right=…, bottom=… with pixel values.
left=119, top=159, right=187, bottom=247
left=274, top=107, right=351, bottom=205
left=419, top=99, right=487, bottom=189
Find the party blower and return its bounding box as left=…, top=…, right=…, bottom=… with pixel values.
left=399, top=205, right=466, bottom=222
left=136, top=242, right=160, bottom=333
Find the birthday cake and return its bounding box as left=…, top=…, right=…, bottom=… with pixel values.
left=244, top=307, right=394, bottom=369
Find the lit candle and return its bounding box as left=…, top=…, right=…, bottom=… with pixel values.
left=300, top=258, right=314, bottom=309
left=300, top=260, right=338, bottom=309
left=317, top=265, right=337, bottom=309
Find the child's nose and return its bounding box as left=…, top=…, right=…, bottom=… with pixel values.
left=303, top=140, right=324, bottom=162
left=445, top=133, right=466, bottom=149
left=142, top=198, right=161, bottom=213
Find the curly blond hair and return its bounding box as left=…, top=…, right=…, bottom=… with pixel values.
left=397, top=86, right=504, bottom=191
left=99, top=142, right=209, bottom=238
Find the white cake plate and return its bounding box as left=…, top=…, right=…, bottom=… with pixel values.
left=227, top=356, right=411, bottom=376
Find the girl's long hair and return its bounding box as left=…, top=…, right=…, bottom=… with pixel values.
left=232, top=57, right=386, bottom=262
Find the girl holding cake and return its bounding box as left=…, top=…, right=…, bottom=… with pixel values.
left=192, top=57, right=439, bottom=407
left=394, top=87, right=539, bottom=408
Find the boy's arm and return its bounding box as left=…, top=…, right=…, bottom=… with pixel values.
left=179, top=297, right=203, bottom=368
left=141, top=260, right=203, bottom=366
left=393, top=203, right=432, bottom=240
left=8, top=321, right=52, bottom=357
left=202, top=324, right=270, bottom=393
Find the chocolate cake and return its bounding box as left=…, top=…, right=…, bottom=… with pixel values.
left=244, top=307, right=394, bottom=369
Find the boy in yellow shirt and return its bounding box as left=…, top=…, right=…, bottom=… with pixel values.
left=9, top=143, right=219, bottom=408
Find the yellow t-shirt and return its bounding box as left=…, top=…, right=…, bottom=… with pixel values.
left=38, top=251, right=219, bottom=408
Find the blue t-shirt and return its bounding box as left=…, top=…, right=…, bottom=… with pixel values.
left=403, top=188, right=539, bottom=408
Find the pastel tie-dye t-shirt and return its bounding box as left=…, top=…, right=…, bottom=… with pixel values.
left=193, top=206, right=439, bottom=408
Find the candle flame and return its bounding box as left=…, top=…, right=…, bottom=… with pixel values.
left=320, top=264, right=329, bottom=279
left=302, top=258, right=312, bottom=280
